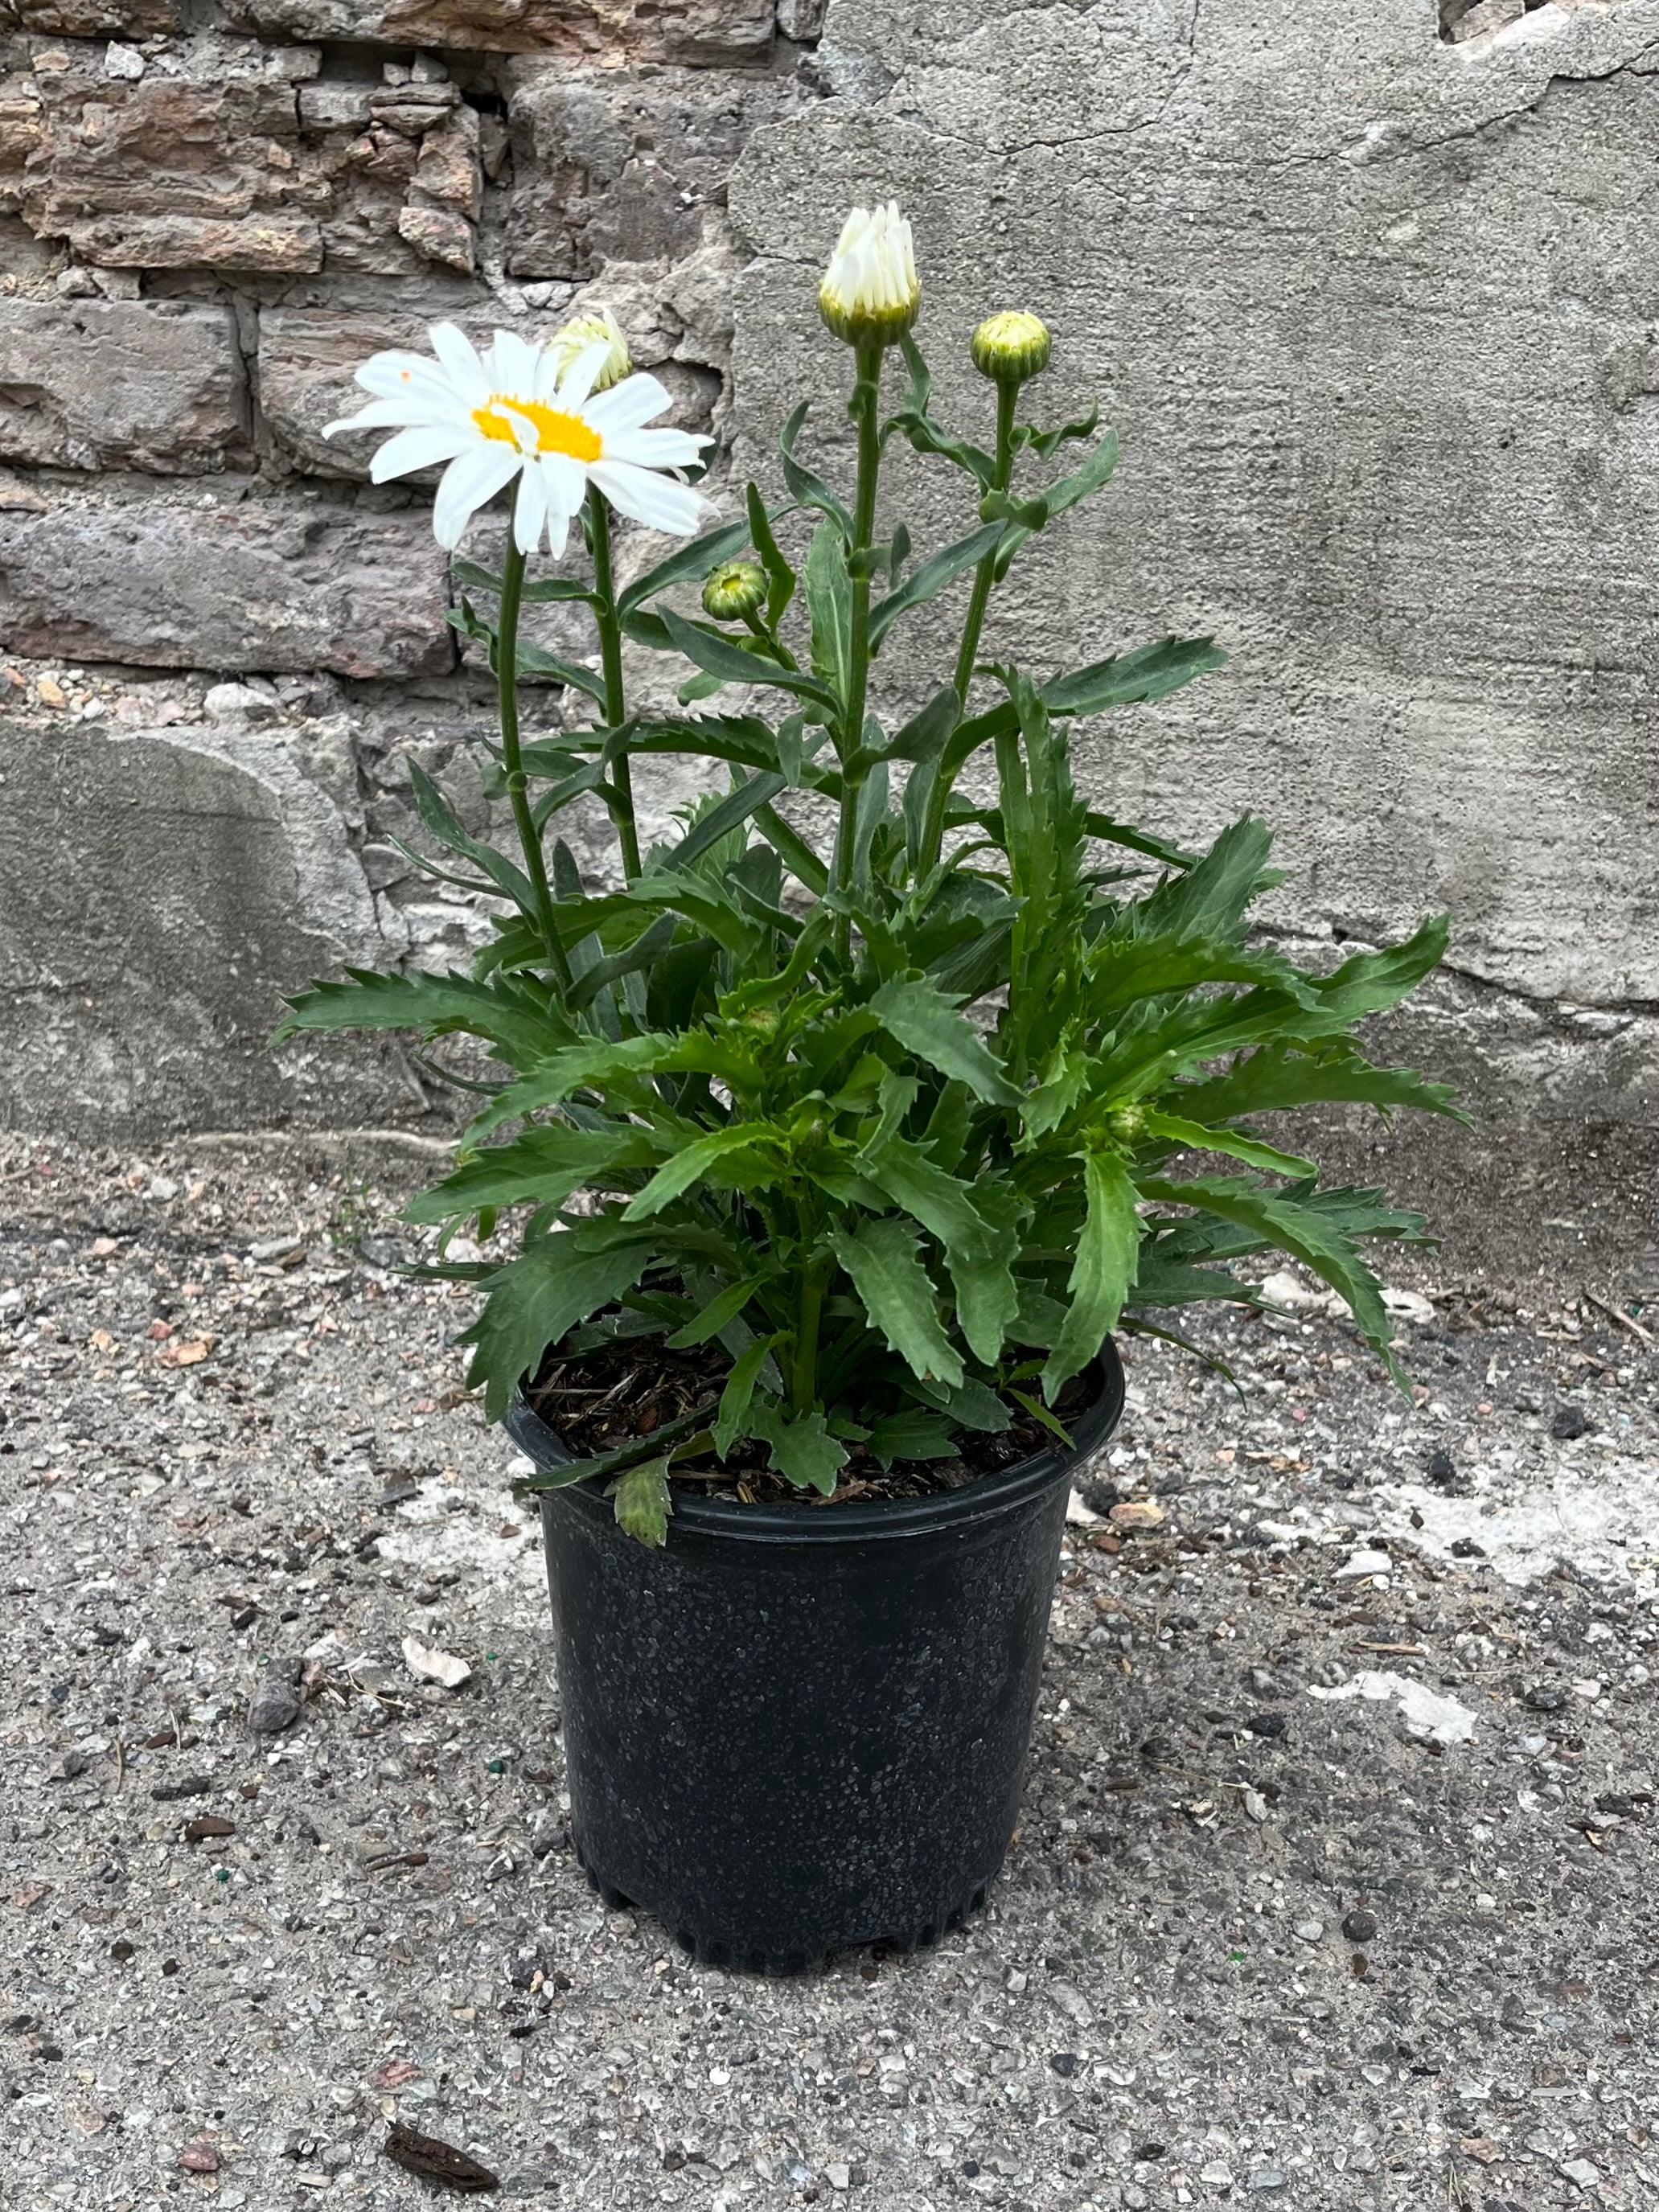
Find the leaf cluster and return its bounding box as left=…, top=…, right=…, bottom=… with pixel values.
left=276, top=326, right=1462, bottom=1542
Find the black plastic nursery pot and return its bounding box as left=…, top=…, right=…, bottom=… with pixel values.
left=503, top=1342, right=1126, bottom=1973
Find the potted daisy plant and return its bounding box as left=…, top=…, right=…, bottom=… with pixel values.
left=277, top=203, right=1461, bottom=1971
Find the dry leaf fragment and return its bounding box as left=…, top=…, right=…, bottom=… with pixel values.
left=401, top=1635, right=470, bottom=1689
left=384, top=2122, right=499, bottom=2192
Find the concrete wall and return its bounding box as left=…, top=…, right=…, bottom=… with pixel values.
left=1, top=0, right=1653, bottom=1266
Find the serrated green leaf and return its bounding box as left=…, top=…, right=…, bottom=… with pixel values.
left=459, top=1231, right=656, bottom=1422
left=1137, top=1173, right=1404, bottom=1381
left=404, top=1126, right=658, bottom=1225
left=609, top=1454, right=672, bottom=1546
left=828, top=1215, right=963, bottom=1388
left=746, top=1398, right=847, bottom=1494
left=1174, top=1042, right=1468, bottom=1127
left=1043, top=1151, right=1141, bottom=1401
left=271, top=968, right=574, bottom=1069
left=868, top=975, right=1020, bottom=1106
left=864, top=1410, right=957, bottom=1468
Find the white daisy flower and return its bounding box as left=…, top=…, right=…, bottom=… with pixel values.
left=323, top=322, right=713, bottom=556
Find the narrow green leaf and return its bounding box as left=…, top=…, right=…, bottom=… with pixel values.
left=778, top=401, right=856, bottom=541
left=623, top=1125, right=778, bottom=1221
left=404, top=1126, right=656, bottom=1224
left=805, top=518, right=852, bottom=709
left=1139, top=1109, right=1316, bottom=1180
left=271, top=968, right=573, bottom=1069
left=745, top=480, right=797, bottom=626
left=1175, top=1042, right=1468, bottom=1127
left=665, top=1273, right=771, bottom=1349
left=877, top=684, right=959, bottom=765
left=714, top=1332, right=786, bottom=1459
left=659, top=609, right=837, bottom=710
left=618, top=513, right=754, bottom=616
left=869, top=523, right=1003, bottom=651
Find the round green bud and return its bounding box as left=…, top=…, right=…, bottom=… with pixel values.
left=701, top=558, right=767, bottom=623
left=1106, top=1103, right=1148, bottom=1143
left=971, top=310, right=1052, bottom=386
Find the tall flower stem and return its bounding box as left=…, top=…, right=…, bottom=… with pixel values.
left=829, top=334, right=885, bottom=961
left=496, top=512, right=573, bottom=1001
left=585, top=486, right=642, bottom=884
left=790, top=1250, right=832, bottom=1415
left=920, top=375, right=1020, bottom=876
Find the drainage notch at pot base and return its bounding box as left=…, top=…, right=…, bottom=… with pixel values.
left=572, top=1832, right=1002, bottom=1976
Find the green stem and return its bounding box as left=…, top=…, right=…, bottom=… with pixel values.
left=922, top=374, right=1020, bottom=876
left=829, top=336, right=885, bottom=961
left=585, top=486, right=641, bottom=883
left=790, top=1250, right=832, bottom=1416
left=496, top=511, right=573, bottom=1001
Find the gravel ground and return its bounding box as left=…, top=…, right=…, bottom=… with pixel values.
left=4, top=1133, right=1658, bottom=2212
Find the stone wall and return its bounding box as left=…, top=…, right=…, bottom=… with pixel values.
left=0, top=0, right=821, bottom=1131
left=1, top=0, right=1653, bottom=1270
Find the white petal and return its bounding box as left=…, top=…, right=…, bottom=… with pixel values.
left=323, top=396, right=458, bottom=437
left=483, top=326, right=539, bottom=403
left=357, top=352, right=465, bottom=412
left=429, top=322, right=488, bottom=405
left=538, top=449, right=588, bottom=521
left=368, top=423, right=475, bottom=482
left=583, top=372, right=674, bottom=437
left=554, top=338, right=614, bottom=413
left=589, top=459, right=710, bottom=537
left=432, top=441, right=522, bottom=549
left=513, top=462, right=549, bottom=555
left=599, top=425, right=710, bottom=470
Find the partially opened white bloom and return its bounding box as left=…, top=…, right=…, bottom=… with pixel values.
left=324, top=322, right=712, bottom=555
left=819, top=200, right=920, bottom=347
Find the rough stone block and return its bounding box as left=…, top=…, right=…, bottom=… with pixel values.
left=0, top=1, right=180, bottom=31
left=221, top=0, right=774, bottom=63
left=0, top=298, right=248, bottom=473
left=0, top=488, right=453, bottom=677
left=505, top=61, right=802, bottom=279
left=260, top=308, right=497, bottom=477
left=0, top=722, right=410, bottom=1134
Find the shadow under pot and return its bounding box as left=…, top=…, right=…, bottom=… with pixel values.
left=504, top=1340, right=1125, bottom=1974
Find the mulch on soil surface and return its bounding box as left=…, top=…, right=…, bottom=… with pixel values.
left=524, top=1334, right=1101, bottom=1504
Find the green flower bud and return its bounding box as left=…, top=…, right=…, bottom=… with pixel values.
left=971, top=310, right=1052, bottom=386
left=1106, top=1103, right=1147, bottom=1143
left=701, top=558, right=767, bottom=622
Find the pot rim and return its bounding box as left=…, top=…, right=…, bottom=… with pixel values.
left=504, top=1338, right=1125, bottom=1546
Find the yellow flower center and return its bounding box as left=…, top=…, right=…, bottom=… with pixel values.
left=472, top=395, right=602, bottom=462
